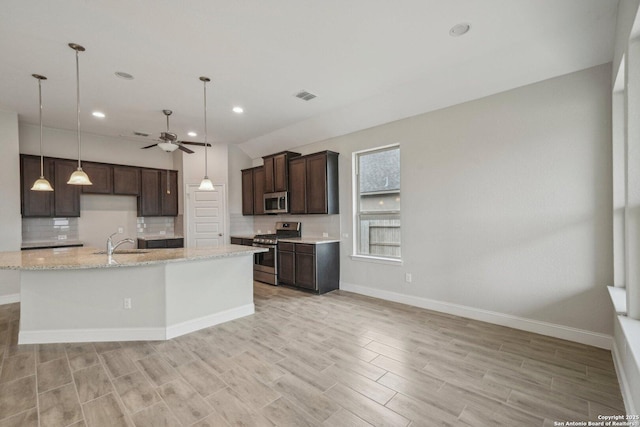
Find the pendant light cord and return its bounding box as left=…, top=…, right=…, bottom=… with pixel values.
left=38, top=78, right=44, bottom=177
left=203, top=79, right=208, bottom=178
left=75, top=48, right=81, bottom=169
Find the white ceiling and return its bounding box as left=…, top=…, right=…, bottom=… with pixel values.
left=0, top=1, right=618, bottom=159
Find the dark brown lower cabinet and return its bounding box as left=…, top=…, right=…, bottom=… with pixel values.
left=137, top=238, right=183, bottom=249
left=278, top=244, right=295, bottom=285
left=277, top=241, right=339, bottom=294
left=230, top=237, right=254, bottom=246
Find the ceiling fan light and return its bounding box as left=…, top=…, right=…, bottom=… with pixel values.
left=157, top=142, right=179, bottom=152
left=199, top=177, right=214, bottom=191
left=67, top=168, right=93, bottom=185
left=31, top=177, right=54, bottom=191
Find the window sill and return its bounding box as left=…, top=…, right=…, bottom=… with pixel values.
left=607, top=286, right=627, bottom=315
left=350, top=254, right=403, bottom=266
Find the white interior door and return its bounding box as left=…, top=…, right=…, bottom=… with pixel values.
left=186, top=184, right=225, bottom=248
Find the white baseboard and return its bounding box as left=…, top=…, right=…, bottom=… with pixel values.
left=0, top=293, right=19, bottom=305
left=166, top=303, right=255, bottom=339
left=611, top=337, right=638, bottom=416
left=18, top=303, right=256, bottom=344
left=340, top=282, right=612, bottom=349
left=19, top=327, right=167, bottom=344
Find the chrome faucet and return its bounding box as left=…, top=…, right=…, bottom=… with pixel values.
left=106, top=232, right=135, bottom=256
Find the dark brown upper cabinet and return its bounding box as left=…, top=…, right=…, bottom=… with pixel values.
left=138, top=169, right=161, bottom=216
left=289, top=151, right=339, bottom=215
left=81, top=162, right=113, bottom=194
left=20, top=154, right=177, bottom=218
left=288, top=157, right=306, bottom=214
left=113, top=166, right=140, bottom=195
left=160, top=169, right=178, bottom=216
left=263, top=151, right=300, bottom=193
left=241, top=166, right=266, bottom=216
left=53, top=159, right=81, bottom=217
left=253, top=167, right=266, bottom=215
left=241, top=168, right=255, bottom=215
left=20, top=155, right=54, bottom=217
left=138, top=168, right=178, bottom=217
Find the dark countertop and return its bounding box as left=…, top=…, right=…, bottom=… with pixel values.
left=136, top=235, right=184, bottom=241
left=21, top=240, right=84, bottom=250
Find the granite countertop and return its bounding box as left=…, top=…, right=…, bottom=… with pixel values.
left=0, top=245, right=266, bottom=271
left=136, top=235, right=184, bottom=241
left=278, top=237, right=341, bottom=244
left=21, top=240, right=84, bottom=250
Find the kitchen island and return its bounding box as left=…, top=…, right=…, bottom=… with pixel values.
left=0, top=245, right=266, bottom=344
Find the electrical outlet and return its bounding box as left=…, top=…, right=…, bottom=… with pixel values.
left=118, top=227, right=124, bottom=234
left=405, top=273, right=412, bottom=283
left=123, top=298, right=132, bottom=309
left=322, top=232, right=329, bottom=237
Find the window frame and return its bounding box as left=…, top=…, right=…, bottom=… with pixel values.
left=352, top=143, right=402, bottom=263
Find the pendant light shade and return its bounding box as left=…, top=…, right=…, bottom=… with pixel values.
left=67, top=43, right=92, bottom=186
left=198, top=76, right=214, bottom=191
left=31, top=177, right=54, bottom=191
left=31, top=74, right=54, bottom=192
left=199, top=178, right=214, bottom=191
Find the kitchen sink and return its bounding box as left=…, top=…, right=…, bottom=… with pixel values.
left=93, top=250, right=150, bottom=255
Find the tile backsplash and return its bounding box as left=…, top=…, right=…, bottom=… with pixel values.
left=136, top=216, right=175, bottom=237
left=252, top=214, right=340, bottom=237
left=22, top=217, right=80, bottom=243
left=22, top=215, right=177, bottom=244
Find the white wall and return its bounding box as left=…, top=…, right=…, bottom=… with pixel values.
left=0, top=110, right=22, bottom=300
left=228, top=144, right=253, bottom=235
left=19, top=124, right=174, bottom=169
left=284, top=64, right=614, bottom=339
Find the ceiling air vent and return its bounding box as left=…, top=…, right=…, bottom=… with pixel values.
left=295, top=90, right=317, bottom=101
left=133, top=131, right=150, bottom=137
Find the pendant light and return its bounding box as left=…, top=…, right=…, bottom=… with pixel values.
left=30, top=74, right=54, bottom=192
left=198, top=76, right=214, bottom=191
left=67, top=43, right=92, bottom=185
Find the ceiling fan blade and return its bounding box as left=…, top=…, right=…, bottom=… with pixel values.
left=177, top=145, right=195, bottom=154
left=180, top=140, right=211, bottom=147
left=141, top=143, right=159, bottom=149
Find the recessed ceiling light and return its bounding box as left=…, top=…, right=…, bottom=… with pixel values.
left=187, top=131, right=197, bottom=137
left=115, top=71, right=134, bottom=80
left=92, top=111, right=105, bottom=118
left=232, top=106, right=244, bottom=114
left=449, top=23, right=471, bottom=37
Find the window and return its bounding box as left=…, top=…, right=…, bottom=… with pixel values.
left=354, top=144, right=401, bottom=260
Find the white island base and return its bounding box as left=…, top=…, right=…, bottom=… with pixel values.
left=18, top=255, right=254, bottom=344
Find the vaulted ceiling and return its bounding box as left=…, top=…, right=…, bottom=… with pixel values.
left=0, top=1, right=618, bottom=158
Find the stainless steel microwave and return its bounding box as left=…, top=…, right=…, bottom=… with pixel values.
left=264, top=191, right=288, bottom=214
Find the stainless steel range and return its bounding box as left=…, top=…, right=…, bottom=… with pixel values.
left=253, top=221, right=301, bottom=285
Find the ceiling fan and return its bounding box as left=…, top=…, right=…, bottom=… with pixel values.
left=141, top=110, right=209, bottom=154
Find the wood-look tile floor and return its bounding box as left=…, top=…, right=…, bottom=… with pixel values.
left=0, top=282, right=625, bottom=426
